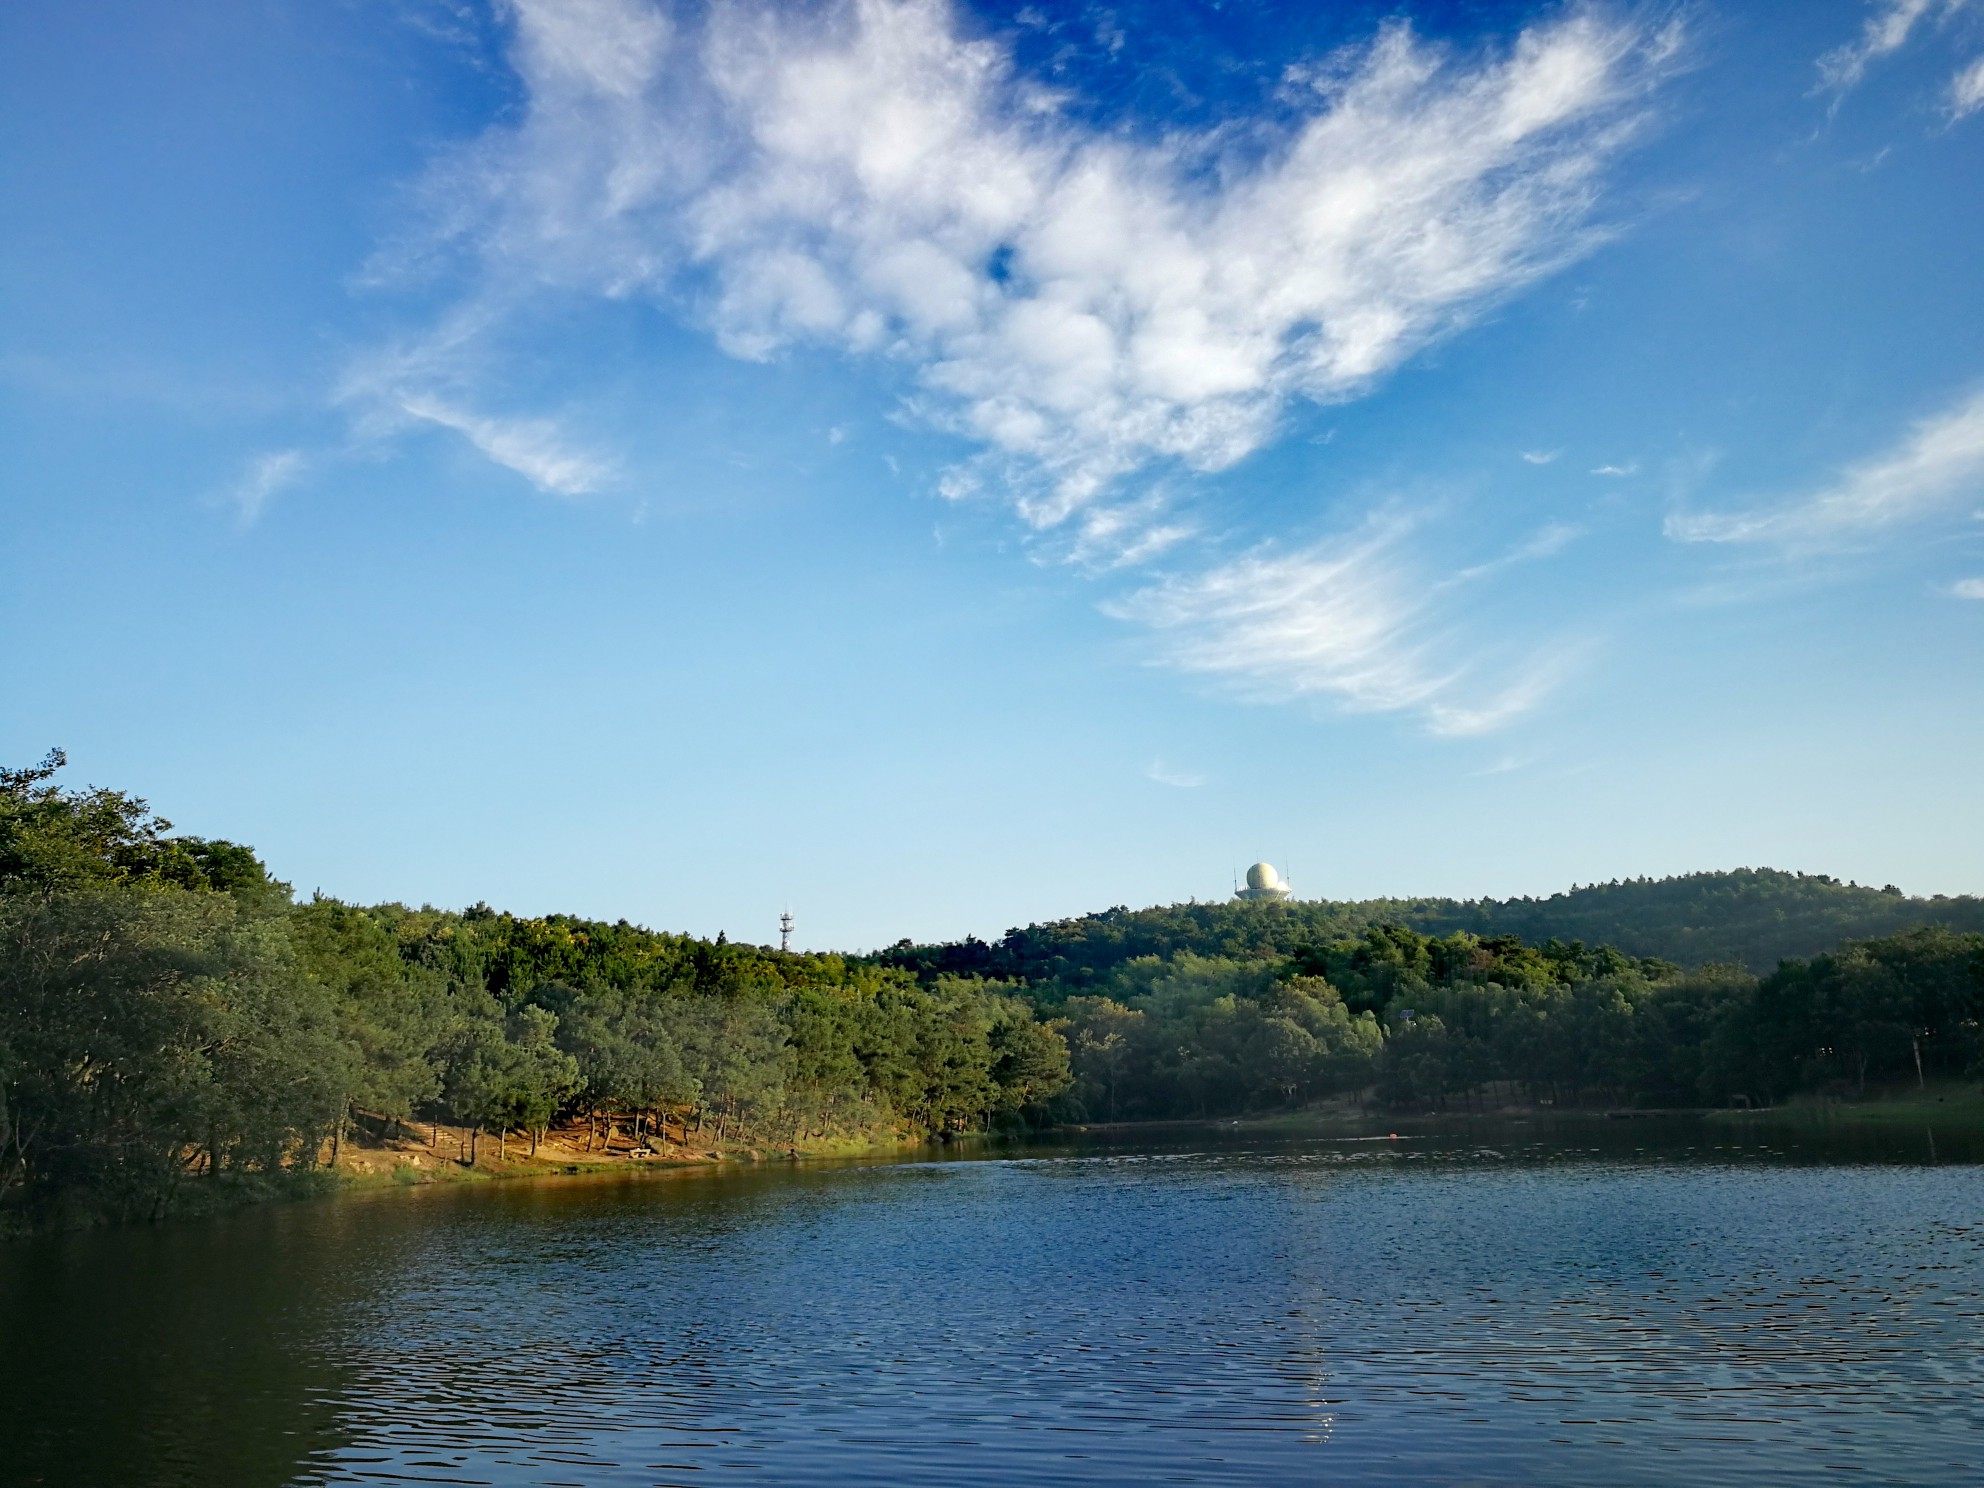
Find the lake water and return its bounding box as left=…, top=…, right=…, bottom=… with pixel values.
left=3, top=1118, right=1981, bottom=1487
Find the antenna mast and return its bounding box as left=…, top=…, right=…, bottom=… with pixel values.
left=779, top=910, right=794, bottom=954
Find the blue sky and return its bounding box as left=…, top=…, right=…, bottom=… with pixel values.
left=4, top=0, right=1982, bottom=949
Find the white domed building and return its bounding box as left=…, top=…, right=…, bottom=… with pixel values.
left=1234, top=862, right=1293, bottom=902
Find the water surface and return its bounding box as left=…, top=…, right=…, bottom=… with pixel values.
left=3, top=1118, right=1980, bottom=1486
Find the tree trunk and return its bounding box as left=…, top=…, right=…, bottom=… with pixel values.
left=469, top=1125, right=480, bottom=1165
left=1913, top=1038, right=1926, bottom=1090
left=330, top=1105, right=346, bottom=1169
left=529, top=1127, right=539, bottom=1158
left=498, top=1127, right=507, bottom=1161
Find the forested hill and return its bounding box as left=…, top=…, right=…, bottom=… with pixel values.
left=879, top=870, right=1984, bottom=985
left=1404, top=871, right=1984, bottom=969
left=7, top=751, right=1984, bottom=1231
left=1, top=752, right=1071, bottom=1230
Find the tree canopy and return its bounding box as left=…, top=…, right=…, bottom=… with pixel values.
left=4, top=753, right=1979, bottom=1232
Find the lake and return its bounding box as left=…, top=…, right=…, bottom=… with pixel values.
left=2, top=1118, right=1981, bottom=1487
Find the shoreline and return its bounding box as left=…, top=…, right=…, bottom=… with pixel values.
left=326, top=1119, right=930, bottom=1195
left=1065, top=1083, right=1984, bottom=1137
left=13, top=1086, right=1981, bottom=1238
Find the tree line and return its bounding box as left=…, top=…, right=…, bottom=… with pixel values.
left=6, top=753, right=1982, bottom=1230
left=0, top=754, right=1068, bottom=1229
left=877, top=869, right=1984, bottom=983
left=1005, top=922, right=1984, bottom=1120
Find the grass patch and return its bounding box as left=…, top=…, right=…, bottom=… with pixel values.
left=1709, top=1080, right=1984, bottom=1128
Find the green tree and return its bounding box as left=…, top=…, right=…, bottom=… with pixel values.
left=0, top=890, right=344, bottom=1223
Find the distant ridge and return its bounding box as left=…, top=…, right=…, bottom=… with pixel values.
left=881, top=869, right=1984, bottom=984
left=1394, top=869, right=1984, bottom=970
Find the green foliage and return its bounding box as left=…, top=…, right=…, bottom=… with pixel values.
left=1056, top=955, right=1382, bottom=1119
left=1699, top=928, right=1984, bottom=1104
left=554, top=983, right=693, bottom=1119
left=1404, top=870, right=1984, bottom=970
left=1, top=750, right=290, bottom=907
left=1041, top=920, right=1984, bottom=1120
left=7, top=752, right=1981, bottom=1231
left=0, top=890, right=346, bottom=1224
left=0, top=757, right=1079, bottom=1228
left=291, top=897, right=454, bottom=1124
left=879, top=869, right=1984, bottom=984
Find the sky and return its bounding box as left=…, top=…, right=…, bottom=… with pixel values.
left=3, top=0, right=1982, bottom=950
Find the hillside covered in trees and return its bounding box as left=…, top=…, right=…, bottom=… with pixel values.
left=4, top=753, right=1981, bottom=1232
left=880, top=870, right=1984, bottom=987
left=874, top=878, right=1984, bottom=1124
left=0, top=754, right=1069, bottom=1231
left=1014, top=925, right=1982, bottom=1123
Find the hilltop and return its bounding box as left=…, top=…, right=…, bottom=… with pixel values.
left=879, top=869, right=1984, bottom=984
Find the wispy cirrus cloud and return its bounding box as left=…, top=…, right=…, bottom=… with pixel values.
left=223, top=449, right=307, bottom=524
left=1814, top=0, right=1984, bottom=124
left=1454, top=520, right=1582, bottom=580
left=1145, top=759, right=1206, bottom=789
left=366, top=0, right=1681, bottom=558
left=332, top=302, right=617, bottom=497
left=397, top=396, right=615, bottom=495
left=1104, top=515, right=1585, bottom=735
left=1816, top=0, right=1970, bottom=95
left=1666, top=387, right=1984, bottom=547
left=1953, top=576, right=1984, bottom=598
left=1951, top=52, right=1984, bottom=115
left=1107, top=519, right=1443, bottom=715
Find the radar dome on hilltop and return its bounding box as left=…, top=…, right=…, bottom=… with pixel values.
left=1236, top=862, right=1292, bottom=901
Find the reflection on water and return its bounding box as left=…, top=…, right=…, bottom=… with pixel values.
left=3, top=1118, right=1982, bottom=1487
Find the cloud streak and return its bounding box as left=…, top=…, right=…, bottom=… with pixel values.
left=225, top=449, right=306, bottom=524
left=1666, top=387, right=1984, bottom=546
left=1951, top=53, right=1984, bottom=116
left=1816, top=0, right=1969, bottom=95
left=398, top=396, right=614, bottom=495
left=1145, top=759, right=1206, bottom=789
left=1104, top=515, right=1578, bottom=735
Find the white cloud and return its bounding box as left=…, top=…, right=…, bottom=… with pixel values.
left=1104, top=516, right=1574, bottom=735
left=1521, top=448, right=1562, bottom=464
left=1954, top=576, right=1984, bottom=598
left=333, top=0, right=1685, bottom=736
left=225, top=449, right=306, bottom=524
left=1666, top=387, right=1984, bottom=546
left=1454, top=520, right=1582, bottom=580
left=1590, top=462, right=1634, bottom=476
left=1817, top=0, right=1969, bottom=94
left=375, top=0, right=1680, bottom=551
left=1145, top=759, right=1206, bottom=789
left=1108, top=519, right=1435, bottom=710
left=399, top=396, right=615, bottom=495
left=1951, top=53, right=1984, bottom=115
